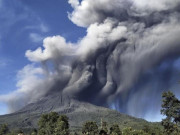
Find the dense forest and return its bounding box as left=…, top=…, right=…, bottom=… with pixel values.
left=0, top=91, right=179, bottom=135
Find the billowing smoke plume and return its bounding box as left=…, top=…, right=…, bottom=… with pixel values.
left=1, top=0, right=180, bottom=121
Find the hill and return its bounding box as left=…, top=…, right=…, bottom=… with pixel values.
left=0, top=93, right=161, bottom=133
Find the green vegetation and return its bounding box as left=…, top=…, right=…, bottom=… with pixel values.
left=0, top=115, right=164, bottom=135
left=31, top=129, right=37, bottom=135
left=0, top=124, right=9, bottom=135
left=110, top=124, right=122, bottom=135
left=99, top=120, right=108, bottom=135
left=0, top=91, right=179, bottom=135
left=0, top=125, right=23, bottom=135
left=54, top=115, right=69, bottom=135
left=82, top=121, right=98, bottom=135
left=38, top=112, right=69, bottom=135
left=161, top=91, right=180, bottom=135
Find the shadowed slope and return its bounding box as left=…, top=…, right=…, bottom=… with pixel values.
left=0, top=93, right=159, bottom=132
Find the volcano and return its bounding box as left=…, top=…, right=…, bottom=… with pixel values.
left=0, top=92, right=156, bottom=132
left=1, top=0, right=180, bottom=132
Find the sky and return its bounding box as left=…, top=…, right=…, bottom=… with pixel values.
left=0, top=0, right=180, bottom=122
left=0, top=0, right=85, bottom=114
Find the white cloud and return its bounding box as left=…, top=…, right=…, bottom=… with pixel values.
left=77, top=19, right=127, bottom=57
left=26, top=35, right=76, bottom=62
left=132, top=0, right=180, bottom=12
left=0, top=58, right=11, bottom=68
left=68, top=0, right=123, bottom=27
left=68, top=0, right=79, bottom=8
left=40, top=23, right=49, bottom=33
left=26, top=18, right=127, bottom=62
left=25, top=23, right=49, bottom=33
left=0, top=64, right=54, bottom=112
left=29, top=33, right=44, bottom=43
left=68, top=0, right=180, bottom=27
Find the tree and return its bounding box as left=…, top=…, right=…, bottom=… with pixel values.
left=122, top=127, right=132, bottom=135
left=74, top=132, right=78, bottom=135
left=101, top=120, right=108, bottom=133
left=38, top=112, right=69, bottom=135
left=99, top=129, right=107, bottom=135
left=99, top=119, right=108, bottom=135
left=0, top=124, right=9, bottom=135
left=109, top=124, right=122, bottom=135
left=16, top=129, right=24, bottom=135
left=82, top=121, right=99, bottom=135
left=31, top=129, right=38, bottom=135
left=54, top=115, right=69, bottom=135
left=130, top=129, right=147, bottom=135
left=58, top=115, right=69, bottom=129
left=122, top=127, right=149, bottom=135
left=38, top=128, right=47, bottom=135
left=142, top=125, right=150, bottom=133
left=161, top=91, right=180, bottom=135
left=38, top=112, right=59, bottom=135
left=6, top=132, right=16, bottom=135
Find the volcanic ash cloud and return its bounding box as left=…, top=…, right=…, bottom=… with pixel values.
left=1, top=0, right=180, bottom=120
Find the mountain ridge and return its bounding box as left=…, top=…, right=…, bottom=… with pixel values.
left=0, top=92, right=159, bottom=132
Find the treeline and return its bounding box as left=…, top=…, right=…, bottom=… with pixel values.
left=0, top=91, right=179, bottom=135
left=0, top=113, right=162, bottom=135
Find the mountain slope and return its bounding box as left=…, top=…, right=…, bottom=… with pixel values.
left=0, top=93, right=158, bottom=132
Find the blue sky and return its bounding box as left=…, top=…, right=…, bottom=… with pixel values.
left=0, top=0, right=85, bottom=114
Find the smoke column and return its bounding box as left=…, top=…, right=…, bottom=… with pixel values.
left=1, top=0, right=180, bottom=121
